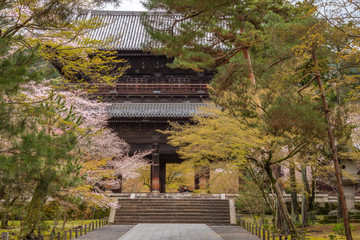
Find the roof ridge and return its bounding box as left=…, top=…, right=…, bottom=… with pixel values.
left=90, top=10, right=146, bottom=16
left=80, top=10, right=174, bottom=16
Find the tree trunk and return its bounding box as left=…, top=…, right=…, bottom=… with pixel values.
left=239, top=27, right=262, bottom=117
left=312, top=52, right=352, bottom=240
left=265, top=164, right=297, bottom=237
left=62, top=210, right=67, bottom=230
left=338, top=194, right=344, bottom=221
left=301, top=164, right=309, bottom=227
left=20, top=178, right=50, bottom=239
left=289, top=160, right=299, bottom=224
left=242, top=47, right=256, bottom=87
left=308, top=167, right=316, bottom=211
left=1, top=212, right=9, bottom=229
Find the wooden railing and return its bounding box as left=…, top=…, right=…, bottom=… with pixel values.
left=92, top=83, right=209, bottom=95
left=0, top=218, right=108, bottom=240
left=239, top=218, right=295, bottom=240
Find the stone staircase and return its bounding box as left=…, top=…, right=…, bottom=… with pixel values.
left=113, top=197, right=231, bottom=225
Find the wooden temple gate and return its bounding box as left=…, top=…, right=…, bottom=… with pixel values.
left=80, top=10, right=214, bottom=193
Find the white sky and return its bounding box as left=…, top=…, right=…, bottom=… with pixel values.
left=105, top=0, right=146, bottom=11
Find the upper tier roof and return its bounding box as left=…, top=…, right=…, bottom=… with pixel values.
left=78, top=10, right=227, bottom=51
left=78, top=10, right=162, bottom=51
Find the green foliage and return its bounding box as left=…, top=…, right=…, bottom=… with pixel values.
left=316, top=203, right=332, bottom=215
left=333, top=220, right=346, bottom=236
left=166, top=162, right=193, bottom=192
left=236, top=178, right=270, bottom=215
left=161, top=105, right=262, bottom=165
left=0, top=0, right=132, bottom=238
left=43, top=201, right=61, bottom=221
left=265, top=97, right=328, bottom=141
left=328, top=234, right=336, bottom=240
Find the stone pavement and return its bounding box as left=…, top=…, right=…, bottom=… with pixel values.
left=75, top=224, right=261, bottom=240
left=210, top=226, right=261, bottom=240
left=119, top=224, right=222, bottom=240
left=75, top=225, right=133, bottom=240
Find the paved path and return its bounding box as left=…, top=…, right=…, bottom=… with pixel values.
left=119, top=224, right=222, bottom=240
left=75, top=225, right=133, bottom=240
left=74, top=224, right=261, bottom=240
left=210, top=226, right=261, bottom=240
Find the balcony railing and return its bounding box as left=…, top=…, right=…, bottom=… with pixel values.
left=91, top=83, right=209, bottom=96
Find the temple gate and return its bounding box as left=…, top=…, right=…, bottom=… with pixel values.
left=81, top=10, right=213, bottom=192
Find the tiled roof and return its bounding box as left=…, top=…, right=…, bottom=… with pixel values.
left=78, top=10, right=226, bottom=51
left=107, top=103, right=209, bottom=118
left=78, top=11, right=161, bottom=51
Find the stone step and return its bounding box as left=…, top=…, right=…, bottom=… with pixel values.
left=118, top=203, right=228, bottom=206
left=117, top=202, right=229, bottom=205
left=118, top=199, right=227, bottom=201
left=117, top=208, right=229, bottom=214
left=115, top=212, right=230, bottom=217
left=114, top=198, right=231, bottom=225
left=118, top=199, right=227, bottom=202
left=115, top=215, right=229, bottom=220
left=114, top=217, right=231, bottom=221
left=117, top=202, right=228, bottom=206
left=114, top=220, right=230, bottom=224
left=117, top=205, right=229, bottom=209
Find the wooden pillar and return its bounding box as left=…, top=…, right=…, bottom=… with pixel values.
left=160, top=160, right=166, bottom=193
left=151, top=143, right=160, bottom=192
left=194, top=165, right=210, bottom=190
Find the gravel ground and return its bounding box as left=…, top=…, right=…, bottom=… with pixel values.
left=75, top=225, right=134, bottom=240
left=74, top=225, right=260, bottom=240
left=210, top=226, right=261, bottom=240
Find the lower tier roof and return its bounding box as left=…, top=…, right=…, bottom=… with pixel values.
left=107, top=102, right=209, bottom=118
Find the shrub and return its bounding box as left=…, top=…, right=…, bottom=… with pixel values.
left=333, top=220, right=345, bottom=236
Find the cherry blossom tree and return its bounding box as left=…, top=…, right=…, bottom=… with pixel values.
left=22, top=81, right=149, bottom=200
left=0, top=81, right=148, bottom=238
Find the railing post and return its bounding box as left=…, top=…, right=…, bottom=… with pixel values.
left=92, top=222, right=95, bottom=230
left=69, top=229, right=72, bottom=239
left=267, top=230, right=270, bottom=240
left=64, top=230, right=67, bottom=240
left=279, top=235, right=282, bottom=240
left=80, top=226, right=83, bottom=236
left=75, top=228, right=78, bottom=238
left=57, top=232, right=61, bottom=240
left=1, top=232, right=9, bottom=240
left=84, top=224, right=87, bottom=234
left=272, top=232, right=275, bottom=240
left=262, top=228, right=264, bottom=239
left=96, top=220, right=98, bottom=228
left=50, top=232, right=54, bottom=240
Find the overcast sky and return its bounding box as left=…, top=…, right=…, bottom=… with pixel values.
left=105, top=0, right=146, bottom=11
